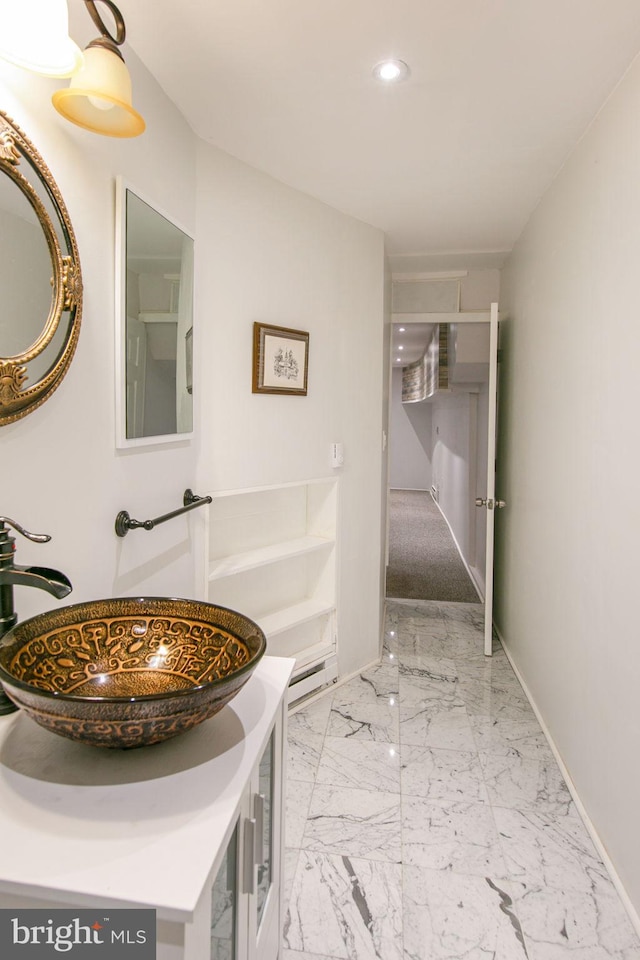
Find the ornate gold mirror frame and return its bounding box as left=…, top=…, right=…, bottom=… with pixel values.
left=0, top=111, right=82, bottom=426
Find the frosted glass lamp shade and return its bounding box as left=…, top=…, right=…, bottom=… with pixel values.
left=0, top=0, right=82, bottom=77
left=52, top=45, right=145, bottom=138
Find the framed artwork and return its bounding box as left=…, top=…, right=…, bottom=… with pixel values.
left=252, top=322, right=309, bottom=395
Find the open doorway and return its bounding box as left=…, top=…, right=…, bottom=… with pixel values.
left=385, top=317, right=493, bottom=607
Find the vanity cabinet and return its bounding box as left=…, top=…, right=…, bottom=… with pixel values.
left=0, top=657, right=293, bottom=960
left=203, top=479, right=339, bottom=702
left=210, top=728, right=281, bottom=960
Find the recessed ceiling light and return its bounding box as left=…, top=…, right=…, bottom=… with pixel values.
left=373, top=59, right=410, bottom=83
left=399, top=327, right=405, bottom=332
left=398, top=345, right=404, bottom=350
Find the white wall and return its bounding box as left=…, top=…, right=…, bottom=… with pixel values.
left=495, top=51, right=640, bottom=917
left=432, top=392, right=476, bottom=567
left=193, top=144, right=386, bottom=677
left=389, top=367, right=433, bottom=490
left=431, top=383, right=488, bottom=594
left=1, top=55, right=386, bottom=680
left=1, top=54, right=199, bottom=622
left=459, top=269, right=500, bottom=311
left=380, top=256, right=392, bottom=638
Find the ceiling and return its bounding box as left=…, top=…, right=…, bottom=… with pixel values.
left=100, top=0, right=640, bottom=265
left=392, top=322, right=435, bottom=366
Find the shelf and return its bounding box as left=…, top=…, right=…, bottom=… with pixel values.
left=204, top=478, right=339, bottom=703
left=289, top=639, right=337, bottom=674
left=257, top=599, right=335, bottom=638
left=267, top=635, right=334, bottom=674
left=209, top=535, right=333, bottom=581
left=208, top=476, right=337, bottom=499
left=138, top=311, right=178, bottom=323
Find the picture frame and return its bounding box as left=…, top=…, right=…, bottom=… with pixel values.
left=252, top=322, right=309, bottom=395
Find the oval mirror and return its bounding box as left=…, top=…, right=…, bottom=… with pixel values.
left=0, top=111, right=82, bottom=426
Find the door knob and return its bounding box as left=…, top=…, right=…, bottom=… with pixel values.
left=475, top=498, right=487, bottom=507
left=475, top=498, right=506, bottom=509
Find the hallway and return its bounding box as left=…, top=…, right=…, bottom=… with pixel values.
left=283, top=600, right=640, bottom=960
left=386, top=490, right=479, bottom=602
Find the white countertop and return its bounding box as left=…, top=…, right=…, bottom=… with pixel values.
left=0, top=656, right=294, bottom=922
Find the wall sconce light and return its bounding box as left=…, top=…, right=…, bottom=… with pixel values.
left=52, top=0, right=145, bottom=138
left=0, top=0, right=83, bottom=77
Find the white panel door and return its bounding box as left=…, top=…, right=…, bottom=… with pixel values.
left=480, top=302, right=502, bottom=656
left=449, top=302, right=502, bottom=655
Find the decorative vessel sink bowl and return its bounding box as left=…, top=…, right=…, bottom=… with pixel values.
left=0, top=597, right=266, bottom=748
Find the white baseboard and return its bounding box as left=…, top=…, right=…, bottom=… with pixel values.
left=468, top=563, right=485, bottom=599
left=494, top=624, right=640, bottom=939
left=390, top=486, right=431, bottom=492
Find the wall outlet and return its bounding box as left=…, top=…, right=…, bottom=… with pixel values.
left=331, top=442, right=344, bottom=468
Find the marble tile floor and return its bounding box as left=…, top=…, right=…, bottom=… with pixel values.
left=282, top=599, right=640, bottom=960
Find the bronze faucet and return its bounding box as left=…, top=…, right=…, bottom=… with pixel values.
left=0, top=517, right=72, bottom=715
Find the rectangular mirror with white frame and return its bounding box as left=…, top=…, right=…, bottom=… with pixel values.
left=115, top=177, right=194, bottom=448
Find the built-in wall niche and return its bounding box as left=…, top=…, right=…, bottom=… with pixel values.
left=115, top=178, right=194, bottom=448
left=203, top=479, right=339, bottom=703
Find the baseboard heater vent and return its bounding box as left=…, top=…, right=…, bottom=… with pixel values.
left=288, top=654, right=338, bottom=706
left=290, top=661, right=325, bottom=687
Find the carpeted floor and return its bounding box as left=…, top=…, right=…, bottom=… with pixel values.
left=386, top=488, right=480, bottom=602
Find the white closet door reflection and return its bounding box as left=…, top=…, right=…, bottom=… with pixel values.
left=211, top=823, right=238, bottom=960
left=256, top=732, right=274, bottom=931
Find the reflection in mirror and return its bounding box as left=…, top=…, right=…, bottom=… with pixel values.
left=115, top=179, right=194, bottom=447
left=0, top=111, right=82, bottom=426
left=0, top=176, right=52, bottom=356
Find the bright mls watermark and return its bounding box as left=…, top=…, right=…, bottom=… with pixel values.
left=0, top=909, right=156, bottom=957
